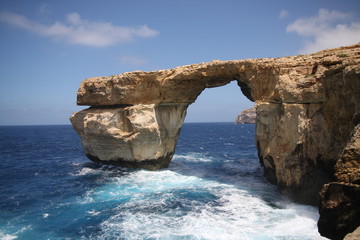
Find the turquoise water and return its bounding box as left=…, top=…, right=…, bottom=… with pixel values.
left=0, top=123, right=325, bottom=239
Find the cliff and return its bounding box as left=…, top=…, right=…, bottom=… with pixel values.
left=70, top=44, right=360, bottom=238
left=235, top=107, right=256, bottom=124
left=318, top=123, right=360, bottom=239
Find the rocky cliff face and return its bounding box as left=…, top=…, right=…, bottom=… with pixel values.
left=71, top=44, right=360, bottom=237
left=235, top=107, right=256, bottom=124
left=317, top=123, right=360, bottom=239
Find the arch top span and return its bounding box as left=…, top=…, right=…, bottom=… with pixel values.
left=77, top=46, right=341, bottom=107
left=76, top=60, right=256, bottom=106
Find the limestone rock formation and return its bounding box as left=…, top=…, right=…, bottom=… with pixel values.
left=71, top=44, right=360, bottom=236
left=335, top=124, right=360, bottom=185
left=317, top=124, right=360, bottom=240
left=70, top=104, right=187, bottom=169
left=318, top=183, right=360, bottom=240
left=235, top=107, right=256, bottom=124
left=344, top=226, right=360, bottom=240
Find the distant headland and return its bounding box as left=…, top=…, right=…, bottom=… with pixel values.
left=235, top=107, right=256, bottom=124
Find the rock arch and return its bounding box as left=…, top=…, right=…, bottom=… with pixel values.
left=70, top=44, right=360, bottom=210
left=71, top=60, right=259, bottom=170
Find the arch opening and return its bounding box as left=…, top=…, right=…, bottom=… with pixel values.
left=185, top=81, right=254, bottom=123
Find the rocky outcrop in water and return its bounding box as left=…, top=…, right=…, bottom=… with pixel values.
left=71, top=44, right=360, bottom=237
left=235, top=107, right=256, bottom=124
left=70, top=104, right=187, bottom=169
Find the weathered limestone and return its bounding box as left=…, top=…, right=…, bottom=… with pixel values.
left=256, top=102, right=333, bottom=204
left=317, top=124, right=360, bottom=240
left=71, top=44, right=360, bottom=237
left=70, top=104, right=188, bottom=170
left=344, top=226, right=360, bottom=240
left=318, top=183, right=360, bottom=240
left=335, top=124, right=360, bottom=185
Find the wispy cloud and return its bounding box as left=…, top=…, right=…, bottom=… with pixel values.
left=286, top=9, right=360, bottom=53
left=0, top=12, right=159, bottom=47
left=278, top=9, right=289, bottom=19
left=119, top=55, right=147, bottom=66
left=38, top=3, right=51, bottom=15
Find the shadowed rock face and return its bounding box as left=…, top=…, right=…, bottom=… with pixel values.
left=70, top=44, right=360, bottom=236
left=318, top=183, right=360, bottom=240
left=317, top=124, right=360, bottom=240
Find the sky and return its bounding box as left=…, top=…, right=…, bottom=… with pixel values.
left=0, top=0, right=359, bottom=125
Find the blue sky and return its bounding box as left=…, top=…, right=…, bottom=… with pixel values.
left=0, top=0, right=359, bottom=125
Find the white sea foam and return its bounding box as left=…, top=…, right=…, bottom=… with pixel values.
left=86, top=210, right=101, bottom=216
left=0, top=225, right=33, bottom=240
left=174, top=153, right=212, bottom=163
left=89, top=169, right=325, bottom=240
left=0, top=232, right=17, bottom=240
left=75, top=167, right=99, bottom=176
left=78, top=169, right=202, bottom=206
left=224, top=143, right=234, bottom=146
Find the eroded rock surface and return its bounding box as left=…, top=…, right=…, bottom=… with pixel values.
left=344, top=226, right=360, bottom=240
left=70, top=104, right=187, bottom=169
left=71, top=43, right=360, bottom=237
left=318, top=124, right=360, bottom=240
left=318, top=183, right=360, bottom=240
left=71, top=44, right=359, bottom=217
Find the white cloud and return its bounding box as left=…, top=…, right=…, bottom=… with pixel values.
left=119, top=55, right=147, bottom=66
left=0, top=11, right=159, bottom=47
left=279, top=9, right=289, bottom=19
left=286, top=9, right=360, bottom=53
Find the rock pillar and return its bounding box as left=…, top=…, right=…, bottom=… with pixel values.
left=70, top=104, right=188, bottom=170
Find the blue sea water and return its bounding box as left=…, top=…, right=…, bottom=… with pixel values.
left=0, top=123, right=325, bottom=240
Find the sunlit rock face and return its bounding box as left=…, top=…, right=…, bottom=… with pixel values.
left=70, top=44, right=360, bottom=216
left=70, top=104, right=188, bottom=170
left=235, top=107, right=256, bottom=124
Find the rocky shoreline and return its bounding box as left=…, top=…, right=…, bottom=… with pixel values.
left=71, top=44, right=360, bottom=239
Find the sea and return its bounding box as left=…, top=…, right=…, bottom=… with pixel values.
left=0, top=123, right=326, bottom=240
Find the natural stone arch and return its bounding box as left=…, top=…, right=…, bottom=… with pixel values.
left=71, top=44, right=360, bottom=210
left=71, top=61, right=257, bottom=169
left=71, top=80, right=252, bottom=171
